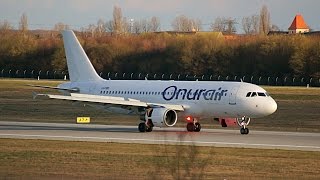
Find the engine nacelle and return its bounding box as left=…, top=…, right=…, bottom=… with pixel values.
left=145, top=108, right=178, bottom=127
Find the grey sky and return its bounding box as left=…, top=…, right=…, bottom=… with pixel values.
left=0, top=0, right=319, bottom=32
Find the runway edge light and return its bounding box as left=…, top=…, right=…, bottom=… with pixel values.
left=77, top=117, right=90, bottom=124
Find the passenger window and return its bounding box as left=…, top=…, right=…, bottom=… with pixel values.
left=246, top=92, right=251, bottom=97
left=251, top=92, right=257, bottom=97
left=258, top=92, right=266, bottom=97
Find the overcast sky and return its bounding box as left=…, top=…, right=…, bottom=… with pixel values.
left=0, top=0, right=319, bottom=32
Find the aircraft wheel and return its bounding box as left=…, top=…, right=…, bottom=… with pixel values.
left=240, top=128, right=249, bottom=135
left=194, top=122, right=201, bottom=132
left=240, top=128, right=245, bottom=134
left=138, top=123, right=146, bottom=132
left=146, top=126, right=153, bottom=132
left=186, top=122, right=194, bottom=132
left=244, top=128, right=249, bottom=134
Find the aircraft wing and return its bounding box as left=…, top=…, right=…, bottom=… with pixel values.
left=35, top=93, right=185, bottom=111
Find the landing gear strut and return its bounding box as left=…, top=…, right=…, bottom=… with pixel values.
left=186, top=118, right=201, bottom=132
left=236, top=117, right=251, bottom=135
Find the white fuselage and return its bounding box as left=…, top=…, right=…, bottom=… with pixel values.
left=59, top=79, right=277, bottom=119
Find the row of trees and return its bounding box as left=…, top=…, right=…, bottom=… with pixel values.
left=1, top=5, right=278, bottom=35
left=0, top=30, right=319, bottom=78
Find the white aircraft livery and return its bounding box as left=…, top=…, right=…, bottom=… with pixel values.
left=33, top=30, right=277, bottom=134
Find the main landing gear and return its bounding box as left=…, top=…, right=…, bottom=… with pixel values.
left=186, top=118, right=201, bottom=132
left=138, top=120, right=153, bottom=132
left=236, top=117, right=251, bottom=135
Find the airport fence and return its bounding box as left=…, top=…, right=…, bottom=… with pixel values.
left=1, top=69, right=320, bottom=87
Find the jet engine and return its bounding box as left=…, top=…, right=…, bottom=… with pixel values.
left=143, top=108, right=178, bottom=127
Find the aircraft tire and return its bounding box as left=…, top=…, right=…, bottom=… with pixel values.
left=244, top=128, right=249, bottom=134
left=187, top=122, right=194, bottom=132
left=194, top=122, right=201, bottom=132
left=146, top=126, right=153, bottom=132
left=240, top=128, right=245, bottom=134
left=138, top=123, right=146, bottom=132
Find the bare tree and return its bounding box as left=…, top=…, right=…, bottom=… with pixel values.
left=211, top=17, right=226, bottom=32
left=149, top=16, right=160, bottom=32
left=96, top=19, right=106, bottom=37
left=211, top=17, right=237, bottom=34
left=113, top=6, right=124, bottom=34
left=252, top=15, right=260, bottom=34
left=225, top=18, right=237, bottom=34
left=172, top=15, right=201, bottom=32
left=105, top=20, right=114, bottom=32
left=259, top=5, right=270, bottom=35
left=132, top=20, right=141, bottom=34
left=19, top=13, right=28, bottom=32
left=122, top=17, right=130, bottom=34
left=141, top=19, right=151, bottom=33
left=190, top=18, right=202, bottom=31
left=0, top=20, right=13, bottom=31
left=87, top=24, right=97, bottom=37
left=242, top=16, right=252, bottom=34
left=53, top=22, right=69, bottom=31
left=242, top=15, right=259, bottom=34
left=105, top=6, right=129, bottom=35
left=132, top=17, right=161, bottom=34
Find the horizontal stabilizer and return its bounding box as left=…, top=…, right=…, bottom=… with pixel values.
left=28, top=84, right=79, bottom=92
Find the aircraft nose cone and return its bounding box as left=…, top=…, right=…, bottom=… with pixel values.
left=267, top=99, right=277, bottom=115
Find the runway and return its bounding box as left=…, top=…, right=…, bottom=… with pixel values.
left=0, top=121, right=319, bottom=151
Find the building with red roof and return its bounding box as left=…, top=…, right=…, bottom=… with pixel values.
left=288, top=14, right=310, bottom=34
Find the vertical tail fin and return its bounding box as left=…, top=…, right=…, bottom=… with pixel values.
left=62, top=30, right=102, bottom=82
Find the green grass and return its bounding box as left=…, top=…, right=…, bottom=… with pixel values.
left=0, top=138, right=319, bottom=179
left=0, top=79, right=320, bottom=132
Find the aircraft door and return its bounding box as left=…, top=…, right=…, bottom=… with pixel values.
left=229, top=87, right=239, bottom=105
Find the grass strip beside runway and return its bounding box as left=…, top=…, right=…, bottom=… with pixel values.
left=0, top=138, right=319, bottom=179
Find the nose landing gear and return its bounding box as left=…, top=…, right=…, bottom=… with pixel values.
left=237, top=117, right=251, bottom=135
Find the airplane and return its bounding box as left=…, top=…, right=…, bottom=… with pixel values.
left=32, top=30, right=277, bottom=135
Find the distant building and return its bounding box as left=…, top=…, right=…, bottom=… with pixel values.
left=288, top=14, right=310, bottom=34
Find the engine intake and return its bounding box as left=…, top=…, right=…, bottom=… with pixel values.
left=145, top=108, right=178, bottom=127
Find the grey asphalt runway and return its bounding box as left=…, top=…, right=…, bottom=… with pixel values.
left=0, top=121, right=319, bottom=151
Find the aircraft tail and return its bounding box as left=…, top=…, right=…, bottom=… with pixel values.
left=62, top=30, right=103, bottom=82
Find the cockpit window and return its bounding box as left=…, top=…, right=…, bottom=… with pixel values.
left=251, top=92, right=257, bottom=97
left=258, top=92, right=266, bottom=97
left=246, top=92, right=251, bottom=97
